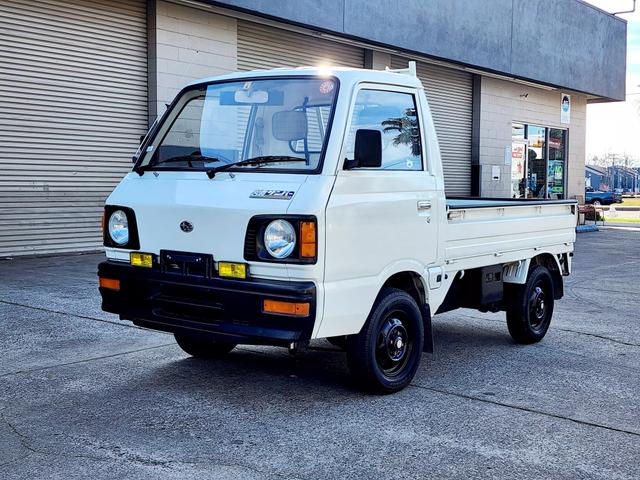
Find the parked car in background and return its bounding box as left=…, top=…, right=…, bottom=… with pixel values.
left=585, top=187, right=619, bottom=205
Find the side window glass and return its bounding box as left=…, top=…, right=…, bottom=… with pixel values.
left=345, top=90, right=422, bottom=171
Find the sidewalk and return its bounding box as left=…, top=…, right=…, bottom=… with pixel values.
left=600, top=222, right=640, bottom=231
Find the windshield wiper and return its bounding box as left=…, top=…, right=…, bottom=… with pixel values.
left=135, top=153, right=220, bottom=176
left=206, top=156, right=305, bottom=179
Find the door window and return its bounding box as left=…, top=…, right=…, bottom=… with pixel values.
left=345, top=90, right=422, bottom=171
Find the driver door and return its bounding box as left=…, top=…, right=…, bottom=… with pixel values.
left=321, top=85, right=439, bottom=335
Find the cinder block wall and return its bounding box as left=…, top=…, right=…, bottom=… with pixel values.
left=150, top=1, right=238, bottom=122
left=479, top=76, right=586, bottom=199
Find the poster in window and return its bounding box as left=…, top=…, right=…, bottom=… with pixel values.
left=511, top=142, right=526, bottom=179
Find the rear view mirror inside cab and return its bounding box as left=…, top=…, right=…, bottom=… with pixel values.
left=219, top=89, right=284, bottom=106
left=345, top=129, right=382, bottom=169
left=234, top=90, right=268, bottom=104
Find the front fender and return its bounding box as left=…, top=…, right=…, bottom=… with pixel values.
left=314, top=260, right=428, bottom=339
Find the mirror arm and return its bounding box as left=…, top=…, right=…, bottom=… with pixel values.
left=343, top=158, right=358, bottom=170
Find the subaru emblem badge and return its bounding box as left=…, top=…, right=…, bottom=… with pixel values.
left=180, top=220, right=194, bottom=233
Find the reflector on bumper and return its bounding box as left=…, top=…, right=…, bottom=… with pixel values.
left=99, top=277, right=120, bottom=291
left=263, top=299, right=310, bottom=316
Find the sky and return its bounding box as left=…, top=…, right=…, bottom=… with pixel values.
left=583, top=0, right=640, bottom=163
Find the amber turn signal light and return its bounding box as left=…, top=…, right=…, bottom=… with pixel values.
left=263, top=299, right=310, bottom=316
left=299, top=221, right=316, bottom=258
left=99, top=277, right=120, bottom=291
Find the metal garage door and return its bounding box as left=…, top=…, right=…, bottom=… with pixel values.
left=237, top=21, right=364, bottom=71
left=392, top=57, right=473, bottom=196
left=0, top=0, right=147, bottom=256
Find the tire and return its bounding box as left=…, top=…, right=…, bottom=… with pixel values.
left=347, top=288, right=424, bottom=394
left=174, top=334, right=236, bottom=358
left=506, top=265, right=555, bottom=344
left=592, top=199, right=602, bottom=206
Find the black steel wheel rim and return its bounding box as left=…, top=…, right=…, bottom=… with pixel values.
left=529, top=284, right=547, bottom=329
left=375, top=313, right=412, bottom=376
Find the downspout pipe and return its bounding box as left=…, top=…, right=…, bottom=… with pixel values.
left=613, top=0, right=636, bottom=15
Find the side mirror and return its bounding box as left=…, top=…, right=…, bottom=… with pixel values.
left=344, top=129, right=382, bottom=169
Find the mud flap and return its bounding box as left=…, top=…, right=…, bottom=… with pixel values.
left=422, top=304, right=434, bottom=353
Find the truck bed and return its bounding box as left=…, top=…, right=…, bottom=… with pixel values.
left=444, top=197, right=577, bottom=270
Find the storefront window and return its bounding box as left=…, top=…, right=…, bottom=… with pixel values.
left=512, top=123, right=525, bottom=140
left=510, top=123, right=567, bottom=199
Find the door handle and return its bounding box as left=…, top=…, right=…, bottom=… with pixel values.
left=417, top=201, right=432, bottom=211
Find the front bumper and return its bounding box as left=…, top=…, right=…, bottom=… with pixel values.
left=98, top=261, right=316, bottom=346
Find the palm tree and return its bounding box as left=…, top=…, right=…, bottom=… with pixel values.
left=381, top=108, right=421, bottom=156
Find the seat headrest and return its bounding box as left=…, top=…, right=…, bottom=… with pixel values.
left=272, top=110, right=307, bottom=141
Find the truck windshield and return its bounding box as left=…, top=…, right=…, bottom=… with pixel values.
left=137, top=77, right=338, bottom=173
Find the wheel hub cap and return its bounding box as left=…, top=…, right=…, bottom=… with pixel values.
left=529, top=285, right=547, bottom=328
left=376, top=316, right=411, bottom=375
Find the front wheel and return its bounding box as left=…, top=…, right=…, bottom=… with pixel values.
left=592, top=199, right=602, bottom=206
left=347, top=288, right=424, bottom=394
left=174, top=334, right=236, bottom=358
left=506, top=265, right=555, bottom=344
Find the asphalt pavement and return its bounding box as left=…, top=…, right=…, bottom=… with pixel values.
left=1, top=229, right=639, bottom=479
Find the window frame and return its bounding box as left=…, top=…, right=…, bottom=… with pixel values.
left=339, top=84, right=427, bottom=174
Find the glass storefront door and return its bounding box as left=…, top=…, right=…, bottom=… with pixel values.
left=510, top=123, right=567, bottom=199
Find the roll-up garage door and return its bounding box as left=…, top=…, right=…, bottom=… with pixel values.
left=0, top=0, right=147, bottom=257
left=392, top=57, right=472, bottom=196
left=237, top=21, right=364, bottom=71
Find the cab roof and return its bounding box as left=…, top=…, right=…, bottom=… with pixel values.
left=185, top=66, right=424, bottom=90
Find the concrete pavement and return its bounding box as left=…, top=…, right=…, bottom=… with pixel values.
left=1, top=229, right=639, bottom=479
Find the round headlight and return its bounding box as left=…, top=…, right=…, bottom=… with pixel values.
left=108, top=210, right=129, bottom=246
left=264, top=220, right=296, bottom=259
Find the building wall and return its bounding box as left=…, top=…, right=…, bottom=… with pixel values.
left=150, top=1, right=238, bottom=121
left=478, top=76, right=586, bottom=199
left=206, top=0, right=627, bottom=100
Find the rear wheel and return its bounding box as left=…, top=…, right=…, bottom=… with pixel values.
left=174, top=334, right=236, bottom=358
left=592, top=199, right=602, bottom=206
left=347, top=288, right=424, bottom=394
left=506, top=265, right=555, bottom=344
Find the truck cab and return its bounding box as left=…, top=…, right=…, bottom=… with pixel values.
left=99, top=66, right=576, bottom=393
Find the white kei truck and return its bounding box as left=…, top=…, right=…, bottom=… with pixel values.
left=98, top=64, right=576, bottom=393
